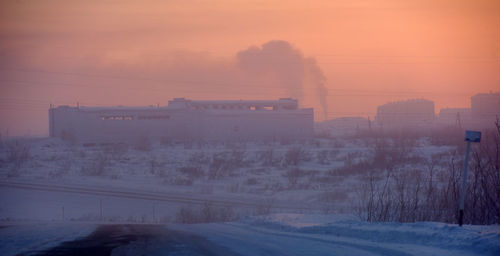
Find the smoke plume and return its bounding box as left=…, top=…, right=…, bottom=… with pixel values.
left=237, top=40, right=328, bottom=119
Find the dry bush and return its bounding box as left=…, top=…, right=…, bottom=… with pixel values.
left=284, top=168, right=307, bottom=188
left=316, top=150, right=330, bottom=164
left=188, top=151, right=210, bottom=165
left=102, top=143, right=129, bottom=161
left=354, top=123, right=500, bottom=225
left=319, top=189, right=349, bottom=214
left=133, top=137, right=152, bottom=151
left=255, top=149, right=280, bottom=166
left=246, top=177, right=259, bottom=185
left=208, top=150, right=247, bottom=179
left=178, top=166, right=204, bottom=179
left=80, top=152, right=109, bottom=176
left=4, top=139, right=31, bottom=177
left=284, top=147, right=310, bottom=166
left=164, top=176, right=194, bottom=186
left=175, top=202, right=235, bottom=224
left=318, top=189, right=348, bottom=203
left=254, top=198, right=274, bottom=215
left=48, top=158, right=71, bottom=178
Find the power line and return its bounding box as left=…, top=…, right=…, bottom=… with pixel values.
left=0, top=75, right=474, bottom=97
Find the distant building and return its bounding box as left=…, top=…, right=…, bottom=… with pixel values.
left=471, top=92, right=500, bottom=120
left=317, top=117, right=370, bottom=136
left=375, top=99, right=435, bottom=128
left=49, top=98, right=314, bottom=143
left=438, top=108, right=471, bottom=127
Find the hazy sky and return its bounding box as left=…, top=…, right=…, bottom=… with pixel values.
left=1, top=0, right=499, bottom=135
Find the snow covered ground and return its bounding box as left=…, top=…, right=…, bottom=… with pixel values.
left=0, top=136, right=455, bottom=222
left=1, top=136, right=499, bottom=255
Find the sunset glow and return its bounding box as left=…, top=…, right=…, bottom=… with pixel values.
left=1, top=0, right=499, bottom=135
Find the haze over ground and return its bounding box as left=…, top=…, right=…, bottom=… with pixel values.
left=0, top=0, right=499, bottom=136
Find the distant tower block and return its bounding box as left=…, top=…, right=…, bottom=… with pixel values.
left=375, top=99, right=435, bottom=129
left=471, top=92, right=500, bottom=119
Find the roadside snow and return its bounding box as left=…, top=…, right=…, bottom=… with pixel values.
left=0, top=222, right=97, bottom=256
left=169, top=214, right=500, bottom=256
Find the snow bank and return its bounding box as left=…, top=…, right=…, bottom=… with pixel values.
left=247, top=214, right=500, bottom=256
left=0, top=223, right=97, bottom=256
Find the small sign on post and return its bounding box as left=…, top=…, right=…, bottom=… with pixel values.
left=459, top=130, right=481, bottom=226
left=465, top=130, right=481, bottom=142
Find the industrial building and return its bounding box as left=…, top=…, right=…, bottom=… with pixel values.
left=49, top=98, right=314, bottom=143
left=375, top=99, right=435, bottom=128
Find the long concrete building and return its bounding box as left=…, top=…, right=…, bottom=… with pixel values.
left=49, top=98, right=314, bottom=143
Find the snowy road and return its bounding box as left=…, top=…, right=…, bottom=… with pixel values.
left=1, top=218, right=498, bottom=256
left=1, top=181, right=498, bottom=255
left=32, top=224, right=239, bottom=256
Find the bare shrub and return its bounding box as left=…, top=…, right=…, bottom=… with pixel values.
left=208, top=150, right=246, bottom=179
left=5, top=139, right=31, bottom=177
left=134, top=137, right=152, bottom=151
left=228, top=183, right=240, bottom=193
left=284, top=147, right=309, bottom=166
left=80, top=152, right=109, bottom=176
left=176, top=206, right=199, bottom=224
left=284, top=168, right=309, bottom=188
left=48, top=158, right=71, bottom=178
left=316, top=150, right=330, bottom=164
left=318, top=189, right=348, bottom=203
left=165, top=176, right=194, bottom=186
left=188, top=152, right=210, bottom=165
left=464, top=121, right=500, bottom=224
left=175, top=202, right=235, bottom=223
left=148, top=156, right=168, bottom=177
left=103, top=143, right=129, bottom=160
left=429, top=127, right=463, bottom=147
left=254, top=198, right=274, bottom=215
left=331, top=138, right=346, bottom=148
left=178, top=166, right=204, bottom=179
left=256, top=149, right=278, bottom=166
left=329, top=149, right=340, bottom=161
left=354, top=124, right=500, bottom=225
left=246, top=177, right=258, bottom=185
left=319, top=189, right=349, bottom=214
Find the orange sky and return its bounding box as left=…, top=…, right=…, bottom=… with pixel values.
left=1, top=0, right=499, bottom=136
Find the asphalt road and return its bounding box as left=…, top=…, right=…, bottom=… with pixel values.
left=27, top=224, right=240, bottom=256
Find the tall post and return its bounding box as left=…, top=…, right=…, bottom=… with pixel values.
left=458, top=140, right=471, bottom=226
left=459, top=130, right=481, bottom=226
left=100, top=199, right=103, bottom=221
left=153, top=204, right=156, bottom=224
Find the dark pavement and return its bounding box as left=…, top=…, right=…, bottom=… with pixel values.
left=24, top=224, right=240, bottom=256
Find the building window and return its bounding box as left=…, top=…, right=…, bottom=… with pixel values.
left=100, top=116, right=134, bottom=120
left=137, top=115, right=170, bottom=120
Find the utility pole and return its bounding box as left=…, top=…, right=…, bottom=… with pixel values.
left=459, top=130, right=481, bottom=226
left=100, top=199, right=103, bottom=221
left=153, top=204, right=156, bottom=224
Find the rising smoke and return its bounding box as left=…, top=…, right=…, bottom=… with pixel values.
left=237, top=41, right=328, bottom=119
left=2, top=40, right=329, bottom=122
